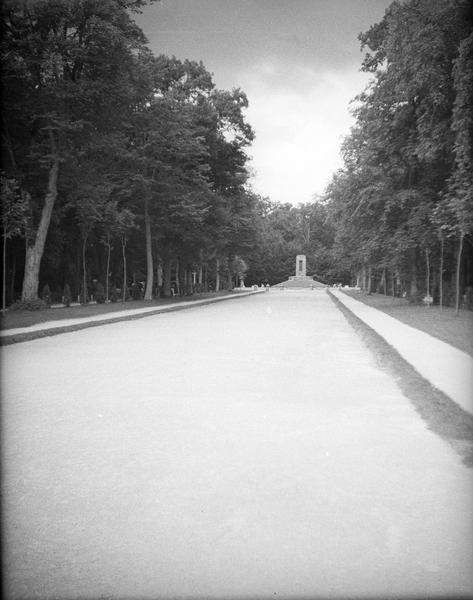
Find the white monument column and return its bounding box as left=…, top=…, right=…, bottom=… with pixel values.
left=296, top=255, right=306, bottom=277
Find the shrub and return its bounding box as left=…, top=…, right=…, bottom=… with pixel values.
left=63, top=284, right=72, bottom=307
left=41, top=284, right=52, bottom=306
left=109, top=285, right=118, bottom=302
left=95, top=282, right=105, bottom=303
left=52, top=286, right=63, bottom=304
left=9, top=298, right=49, bottom=311
left=131, top=282, right=142, bottom=300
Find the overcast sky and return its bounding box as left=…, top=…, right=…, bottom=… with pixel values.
left=135, top=0, right=393, bottom=205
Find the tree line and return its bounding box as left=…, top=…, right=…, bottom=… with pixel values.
left=1, top=0, right=260, bottom=308
left=1, top=0, right=472, bottom=311
left=325, top=0, right=473, bottom=311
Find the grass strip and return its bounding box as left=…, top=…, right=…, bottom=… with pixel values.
left=329, top=290, right=473, bottom=468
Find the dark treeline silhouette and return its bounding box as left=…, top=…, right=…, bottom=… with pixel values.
left=2, top=0, right=472, bottom=311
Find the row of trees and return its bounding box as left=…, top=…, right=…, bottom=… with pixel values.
left=325, top=0, right=473, bottom=310
left=1, top=0, right=472, bottom=311
left=1, top=0, right=260, bottom=307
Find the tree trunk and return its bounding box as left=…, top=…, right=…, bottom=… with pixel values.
left=361, top=265, right=366, bottom=291
left=175, top=258, right=180, bottom=295
left=377, top=268, right=384, bottom=294
left=21, top=158, right=59, bottom=300
left=215, top=257, right=220, bottom=292
left=356, top=270, right=362, bottom=288
left=156, top=261, right=163, bottom=298
left=121, top=235, right=127, bottom=302
left=10, top=252, right=16, bottom=306
left=2, top=227, right=7, bottom=310
left=439, top=235, right=444, bottom=311
left=455, top=232, right=464, bottom=315
left=409, top=249, right=418, bottom=300
left=163, top=258, right=172, bottom=297
left=82, top=233, right=88, bottom=304
left=105, top=237, right=111, bottom=302
left=227, top=254, right=233, bottom=291
left=425, top=248, right=430, bottom=299
left=382, top=268, right=387, bottom=296
left=367, top=264, right=372, bottom=295
left=143, top=195, right=153, bottom=300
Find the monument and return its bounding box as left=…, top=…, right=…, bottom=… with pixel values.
left=295, top=254, right=306, bottom=277
left=274, top=254, right=325, bottom=289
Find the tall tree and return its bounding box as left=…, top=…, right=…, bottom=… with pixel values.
left=1, top=0, right=154, bottom=300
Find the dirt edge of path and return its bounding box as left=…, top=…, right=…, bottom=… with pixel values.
left=328, top=290, right=473, bottom=468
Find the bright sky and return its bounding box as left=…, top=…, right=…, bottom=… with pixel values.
left=135, top=0, right=393, bottom=205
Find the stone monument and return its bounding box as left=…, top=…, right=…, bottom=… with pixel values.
left=295, top=254, right=306, bottom=277
left=272, top=254, right=325, bottom=289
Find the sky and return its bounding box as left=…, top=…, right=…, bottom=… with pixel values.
left=135, top=0, right=393, bottom=205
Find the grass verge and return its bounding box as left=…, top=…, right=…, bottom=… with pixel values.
left=329, top=292, right=473, bottom=468
left=340, top=289, right=473, bottom=356
left=0, top=291, right=234, bottom=331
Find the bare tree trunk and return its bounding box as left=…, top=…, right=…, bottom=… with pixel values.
left=82, top=233, right=88, bottom=304
left=380, top=268, right=387, bottom=295
left=175, top=258, right=180, bottom=295
left=2, top=227, right=7, bottom=310
left=10, top=252, right=16, bottom=306
left=439, top=235, right=444, bottom=311
left=121, top=235, right=127, bottom=302
left=105, top=236, right=111, bottom=302
left=409, top=249, right=418, bottom=300
left=367, top=264, right=372, bottom=295
left=455, top=232, right=464, bottom=315
left=163, top=258, right=172, bottom=297
left=22, top=157, right=59, bottom=300
left=144, top=196, right=153, bottom=300
left=227, top=254, right=233, bottom=291
left=215, top=257, right=220, bottom=292
left=156, top=261, right=163, bottom=298
left=425, top=248, right=430, bottom=300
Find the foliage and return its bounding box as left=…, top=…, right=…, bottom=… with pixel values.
left=94, top=282, right=106, bottom=304
left=8, top=298, right=49, bottom=311
left=41, top=284, right=52, bottom=306
left=63, top=283, right=72, bottom=307
left=2, top=0, right=471, bottom=307
left=324, top=0, right=473, bottom=303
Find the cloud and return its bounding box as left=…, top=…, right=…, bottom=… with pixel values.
left=243, top=63, right=369, bottom=204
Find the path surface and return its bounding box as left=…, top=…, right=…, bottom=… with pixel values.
left=2, top=290, right=473, bottom=599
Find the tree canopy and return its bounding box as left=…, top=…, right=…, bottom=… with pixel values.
left=1, top=0, right=472, bottom=309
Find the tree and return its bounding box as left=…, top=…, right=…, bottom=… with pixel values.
left=1, top=0, right=154, bottom=301
left=445, top=31, right=473, bottom=313
left=325, top=0, right=473, bottom=302
left=1, top=175, right=29, bottom=309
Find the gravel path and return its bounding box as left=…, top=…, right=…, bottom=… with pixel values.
left=2, top=290, right=472, bottom=599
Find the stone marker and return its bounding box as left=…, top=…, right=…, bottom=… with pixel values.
left=296, top=254, right=306, bottom=277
